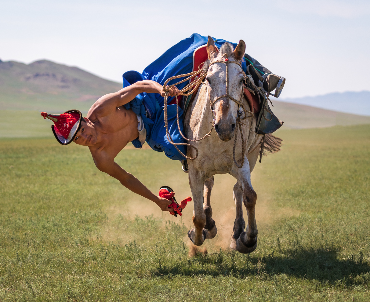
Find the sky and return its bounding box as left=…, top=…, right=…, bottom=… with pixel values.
left=1, top=0, right=370, bottom=99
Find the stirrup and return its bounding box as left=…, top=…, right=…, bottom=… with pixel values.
left=263, top=74, right=286, bottom=98
left=274, top=77, right=285, bottom=98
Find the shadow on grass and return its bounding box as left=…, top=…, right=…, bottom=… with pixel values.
left=262, top=247, right=369, bottom=285
left=153, top=247, right=370, bottom=286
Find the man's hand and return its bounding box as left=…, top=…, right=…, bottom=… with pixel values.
left=161, top=85, right=181, bottom=97
left=154, top=196, right=175, bottom=214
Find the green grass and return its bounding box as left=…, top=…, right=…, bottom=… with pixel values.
left=0, top=110, right=54, bottom=138
left=0, top=125, right=369, bottom=301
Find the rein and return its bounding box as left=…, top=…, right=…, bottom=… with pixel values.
left=162, top=55, right=254, bottom=167
left=162, top=65, right=210, bottom=160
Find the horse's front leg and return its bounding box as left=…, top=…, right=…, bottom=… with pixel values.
left=230, top=182, right=245, bottom=250
left=203, top=176, right=217, bottom=239
left=231, top=157, right=258, bottom=253
left=187, top=168, right=207, bottom=246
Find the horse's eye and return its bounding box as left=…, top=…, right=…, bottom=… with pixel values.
left=206, top=77, right=211, bottom=85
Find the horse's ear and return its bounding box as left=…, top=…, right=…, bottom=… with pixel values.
left=233, top=40, right=246, bottom=61
left=207, top=36, right=218, bottom=59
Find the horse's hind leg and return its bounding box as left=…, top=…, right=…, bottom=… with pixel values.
left=203, top=176, right=217, bottom=239
left=231, top=158, right=258, bottom=253
left=230, top=182, right=245, bottom=250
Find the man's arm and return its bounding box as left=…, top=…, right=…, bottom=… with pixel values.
left=88, top=80, right=179, bottom=118
left=93, top=152, right=173, bottom=212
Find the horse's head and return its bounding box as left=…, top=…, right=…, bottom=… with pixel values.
left=205, top=36, right=246, bottom=142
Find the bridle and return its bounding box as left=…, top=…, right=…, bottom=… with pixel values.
left=207, top=55, right=254, bottom=168
left=208, top=55, right=248, bottom=113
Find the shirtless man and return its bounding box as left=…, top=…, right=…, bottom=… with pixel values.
left=42, top=80, right=179, bottom=213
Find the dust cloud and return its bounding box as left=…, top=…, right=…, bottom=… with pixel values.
left=101, top=172, right=299, bottom=251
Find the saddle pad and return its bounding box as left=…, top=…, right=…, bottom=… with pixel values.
left=243, top=88, right=261, bottom=115
left=177, top=45, right=210, bottom=109
left=193, top=45, right=209, bottom=72
left=168, top=46, right=208, bottom=106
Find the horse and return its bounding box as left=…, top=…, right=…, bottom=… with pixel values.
left=183, top=36, right=279, bottom=253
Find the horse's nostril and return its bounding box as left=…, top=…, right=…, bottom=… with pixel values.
left=231, top=124, right=236, bottom=131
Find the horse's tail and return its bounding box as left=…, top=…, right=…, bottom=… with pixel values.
left=259, top=133, right=282, bottom=163
left=262, top=133, right=282, bottom=155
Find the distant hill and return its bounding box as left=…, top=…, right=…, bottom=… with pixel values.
left=0, top=59, right=122, bottom=114
left=271, top=100, right=370, bottom=129
left=279, top=91, right=370, bottom=116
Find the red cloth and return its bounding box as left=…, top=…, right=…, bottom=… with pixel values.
left=193, top=45, right=209, bottom=74
left=159, top=187, right=192, bottom=216
left=159, top=189, right=175, bottom=200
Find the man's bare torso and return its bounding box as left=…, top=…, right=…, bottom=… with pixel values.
left=87, top=106, right=139, bottom=161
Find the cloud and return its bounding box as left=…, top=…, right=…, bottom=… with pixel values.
left=275, top=0, right=370, bottom=18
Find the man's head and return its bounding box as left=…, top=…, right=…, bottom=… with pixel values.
left=41, top=110, right=86, bottom=145
left=72, top=117, right=98, bottom=147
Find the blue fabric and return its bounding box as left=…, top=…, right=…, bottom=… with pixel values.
left=123, top=33, right=245, bottom=161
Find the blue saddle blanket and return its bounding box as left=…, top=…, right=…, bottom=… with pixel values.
left=122, top=34, right=253, bottom=161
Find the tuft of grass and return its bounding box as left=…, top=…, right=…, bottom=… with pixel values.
left=0, top=124, right=369, bottom=301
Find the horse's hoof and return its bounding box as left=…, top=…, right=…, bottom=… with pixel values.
left=206, top=225, right=217, bottom=239
left=236, top=232, right=257, bottom=254
left=188, top=229, right=207, bottom=246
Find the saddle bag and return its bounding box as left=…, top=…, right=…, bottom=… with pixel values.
left=255, top=95, right=283, bottom=134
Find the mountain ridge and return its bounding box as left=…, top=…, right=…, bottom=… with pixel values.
left=278, top=91, right=370, bottom=116
left=270, top=100, right=370, bottom=129
left=0, top=59, right=122, bottom=114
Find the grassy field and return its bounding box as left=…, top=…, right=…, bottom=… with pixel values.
left=0, top=110, right=54, bottom=138
left=0, top=124, right=369, bottom=301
